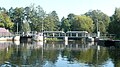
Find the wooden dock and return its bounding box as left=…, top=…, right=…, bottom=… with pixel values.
left=98, top=39, right=120, bottom=46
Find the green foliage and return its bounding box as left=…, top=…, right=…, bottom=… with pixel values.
left=44, top=16, right=55, bottom=31
left=98, top=21, right=106, bottom=33
left=60, top=14, right=94, bottom=33
left=60, top=17, right=70, bottom=32
left=108, top=8, right=120, bottom=37
left=9, top=7, right=24, bottom=32
left=21, top=21, right=31, bottom=33
left=73, top=15, right=94, bottom=33
left=43, top=11, right=60, bottom=31
left=50, top=11, right=60, bottom=31
left=85, top=10, right=110, bottom=33
left=1, top=5, right=120, bottom=36
left=0, top=10, right=14, bottom=30
left=67, top=13, right=75, bottom=30
left=8, top=5, right=45, bottom=32
left=0, top=22, right=4, bottom=27
left=45, top=38, right=61, bottom=41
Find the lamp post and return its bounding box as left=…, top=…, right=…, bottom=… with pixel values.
left=96, top=19, right=98, bottom=35
left=96, top=19, right=101, bottom=38
left=42, top=20, right=43, bottom=32
left=42, top=16, right=45, bottom=33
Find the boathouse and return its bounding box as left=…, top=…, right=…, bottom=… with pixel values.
left=0, top=28, right=20, bottom=41
left=0, top=28, right=10, bottom=36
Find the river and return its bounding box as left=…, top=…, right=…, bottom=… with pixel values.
left=0, top=40, right=119, bottom=67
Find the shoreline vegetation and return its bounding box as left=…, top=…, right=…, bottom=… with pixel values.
left=44, top=38, right=84, bottom=42
left=45, top=38, right=63, bottom=41
left=0, top=5, right=120, bottom=39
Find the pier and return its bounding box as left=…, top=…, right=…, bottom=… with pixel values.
left=0, top=30, right=114, bottom=42
left=19, top=31, right=112, bottom=42
left=18, top=31, right=97, bottom=41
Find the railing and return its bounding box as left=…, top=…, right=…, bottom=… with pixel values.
left=100, top=34, right=115, bottom=39
left=43, top=33, right=98, bottom=38
left=1, top=31, right=114, bottom=39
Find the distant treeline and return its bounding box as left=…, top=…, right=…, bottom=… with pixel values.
left=0, top=5, right=120, bottom=37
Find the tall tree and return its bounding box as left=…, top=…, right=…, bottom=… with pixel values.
left=0, top=8, right=14, bottom=32
left=21, top=7, right=31, bottom=33
left=85, top=10, right=110, bottom=33
left=67, top=13, right=75, bottom=31
left=60, top=17, right=70, bottom=32
left=44, top=11, right=59, bottom=31
left=108, top=8, right=120, bottom=37
left=72, top=15, right=94, bottom=33
left=28, top=4, right=39, bottom=31
left=49, top=11, right=60, bottom=31
left=30, top=5, right=46, bottom=32
left=9, top=7, right=24, bottom=32
left=44, top=15, right=56, bottom=31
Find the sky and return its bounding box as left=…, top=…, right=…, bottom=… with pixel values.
left=1, top=0, right=120, bottom=19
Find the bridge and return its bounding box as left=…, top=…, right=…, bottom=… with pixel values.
left=12, top=31, right=114, bottom=39
left=43, top=31, right=97, bottom=38
left=0, top=31, right=115, bottom=41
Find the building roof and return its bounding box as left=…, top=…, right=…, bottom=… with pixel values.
left=0, top=28, right=9, bottom=33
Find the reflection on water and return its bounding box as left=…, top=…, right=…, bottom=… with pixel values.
left=0, top=41, right=120, bottom=67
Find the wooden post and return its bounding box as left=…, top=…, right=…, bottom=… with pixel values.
left=97, top=31, right=100, bottom=38
left=64, top=36, right=68, bottom=45
left=53, top=33, right=54, bottom=37
left=76, top=33, right=78, bottom=37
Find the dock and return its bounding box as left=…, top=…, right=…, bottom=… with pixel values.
left=98, top=39, right=120, bottom=46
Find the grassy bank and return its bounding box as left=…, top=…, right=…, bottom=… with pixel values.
left=45, top=38, right=63, bottom=41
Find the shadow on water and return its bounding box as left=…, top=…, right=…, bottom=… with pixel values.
left=98, top=40, right=120, bottom=48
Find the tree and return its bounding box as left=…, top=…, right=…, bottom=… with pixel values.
left=60, top=17, right=70, bottom=32
left=28, top=4, right=39, bottom=31
left=108, top=8, right=120, bottom=37
left=44, top=15, right=55, bottom=31
left=43, top=11, right=59, bottom=31
left=67, top=13, right=75, bottom=31
left=0, top=9, right=14, bottom=32
left=49, top=11, right=60, bottom=31
left=8, top=5, right=47, bottom=32
left=8, top=7, right=24, bottom=32
left=28, top=5, right=46, bottom=32
left=72, top=15, right=94, bottom=33
left=85, top=10, right=110, bottom=33
left=21, top=17, right=31, bottom=33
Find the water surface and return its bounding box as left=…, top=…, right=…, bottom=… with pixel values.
left=0, top=41, right=119, bottom=67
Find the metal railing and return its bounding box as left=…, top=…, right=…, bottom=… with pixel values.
left=0, top=31, right=115, bottom=39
